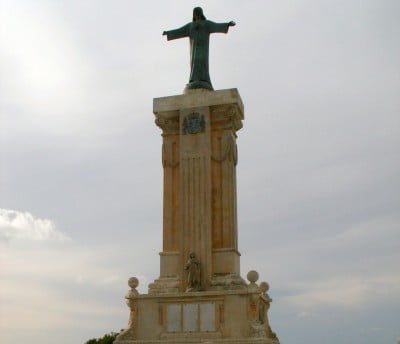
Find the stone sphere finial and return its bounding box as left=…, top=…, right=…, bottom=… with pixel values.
left=259, top=281, right=269, bottom=293
left=128, top=277, right=139, bottom=289
left=247, top=270, right=259, bottom=284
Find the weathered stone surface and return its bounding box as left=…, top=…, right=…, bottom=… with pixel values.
left=154, top=88, right=244, bottom=119
left=148, top=276, right=180, bottom=295
left=210, top=273, right=247, bottom=291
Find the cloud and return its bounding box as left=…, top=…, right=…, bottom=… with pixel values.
left=283, top=274, right=400, bottom=310
left=0, top=209, right=69, bottom=242
left=0, top=238, right=131, bottom=336
left=0, top=1, right=90, bottom=109
left=241, top=213, right=400, bottom=314
left=0, top=208, right=157, bottom=338
left=296, top=311, right=317, bottom=318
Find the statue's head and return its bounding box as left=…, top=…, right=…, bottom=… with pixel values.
left=189, top=252, right=196, bottom=258
left=193, top=7, right=206, bottom=21
left=259, top=281, right=269, bottom=293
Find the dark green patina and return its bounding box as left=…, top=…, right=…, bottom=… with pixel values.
left=163, top=7, right=235, bottom=91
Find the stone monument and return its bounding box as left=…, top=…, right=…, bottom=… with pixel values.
left=115, top=7, right=279, bottom=344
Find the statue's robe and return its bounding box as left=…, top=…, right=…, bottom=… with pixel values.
left=165, top=20, right=231, bottom=90
left=185, top=257, right=200, bottom=289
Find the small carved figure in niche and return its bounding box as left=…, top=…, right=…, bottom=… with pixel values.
left=162, top=7, right=235, bottom=91
left=259, top=281, right=278, bottom=339
left=185, top=252, right=201, bottom=291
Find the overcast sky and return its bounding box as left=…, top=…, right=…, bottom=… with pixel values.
left=1, top=1, right=399, bottom=343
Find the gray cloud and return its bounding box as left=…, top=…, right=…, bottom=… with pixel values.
left=0, top=209, right=69, bottom=242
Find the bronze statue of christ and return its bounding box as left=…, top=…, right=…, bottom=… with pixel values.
left=163, top=7, right=235, bottom=91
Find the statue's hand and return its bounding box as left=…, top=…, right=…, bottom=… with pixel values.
left=229, top=21, right=236, bottom=27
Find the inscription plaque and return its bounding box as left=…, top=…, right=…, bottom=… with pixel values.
left=165, top=302, right=217, bottom=333
left=183, top=303, right=198, bottom=332
left=200, top=303, right=215, bottom=331
left=166, top=304, right=181, bottom=332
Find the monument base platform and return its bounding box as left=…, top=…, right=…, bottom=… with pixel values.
left=115, top=283, right=279, bottom=344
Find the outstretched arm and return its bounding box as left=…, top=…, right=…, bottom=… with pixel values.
left=162, top=23, right=190, bottom=41
left=207, top=20, right=236, bottom=34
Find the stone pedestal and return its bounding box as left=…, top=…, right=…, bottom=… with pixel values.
left=115, top=288, right=278, bottom=344
left=115, top=89, right=279, bottom=343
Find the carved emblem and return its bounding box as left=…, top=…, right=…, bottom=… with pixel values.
left=183, top=112, right=205, bottom=134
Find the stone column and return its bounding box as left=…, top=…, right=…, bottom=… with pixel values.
left=155, top=114, right=180, bottom=276
left=210, top=104, right=243, bottom=280
left=150, top=111, right=182, bottom=294
left=153, top=89, right=244, bottom=292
